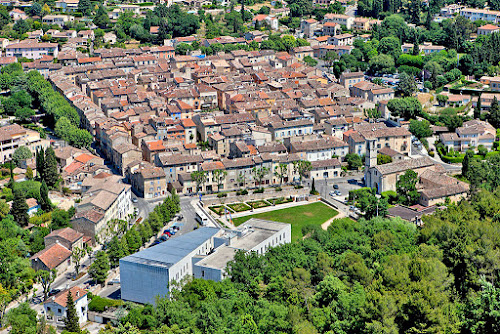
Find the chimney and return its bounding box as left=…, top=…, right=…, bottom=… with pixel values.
left=76, top=291, right=80, bottom=297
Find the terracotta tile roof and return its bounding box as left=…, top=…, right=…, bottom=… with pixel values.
left=74, top=153, right=95, bottom=164
left=26, top=198, right=39, bottom=209
left=45, top=227, right=83, bottom=243
left=140, top=166, right=165, bottom=179
left=30, top=243, right=72, bottom=270
left=46, top=286, right=88, bottom=307
left=181, top=118, right=196, bottom=127
left=201, top=160, right=225, bottom=171
left=146, top=140, right=165, bottom=151
left=64, top=161, right=84, bottom=174
left=479, top=24, right=499, bottom=30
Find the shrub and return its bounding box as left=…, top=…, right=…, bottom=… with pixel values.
left=268, top=197, right=293, bottom=205
left=236, top=189, right=248, bottom=196
left=381, top=190, right=399, bottom=204
left=227, top=202, right=251, bottom=212
left=253, top=188, right=264, bottom=194
left=88, top=295, right=123, bottom=312
left=209, top=205, right=229, bottom=215
left=217, top=192, right=227, bottom=198
left=429, top=151, right=435, bottom=157
left=247, top=200, right=271, bottom=209
left=275, top=186, right=282, bottom=192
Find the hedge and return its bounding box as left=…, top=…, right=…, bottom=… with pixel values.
left=88, top=295, right=123, bottom=312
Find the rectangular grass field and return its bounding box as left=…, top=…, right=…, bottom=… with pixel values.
left=232, top=201, right=338, bottom=241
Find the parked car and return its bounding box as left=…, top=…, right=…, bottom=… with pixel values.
left=329, top=191, right=335, bottom=197
left=48, top=289, right=61, bottom=297
left=335, top=190, right=341, bottom=196
left=172, top=225, right=180, bottom=231
left=159, top=235, right=169, bottom=242
left=132, top=197, right=138, bottom=203
left=163, top=230, right=171, bottom=237
left=108, top=278, right=120, bottom=285
left=333, top=184, right=339, bottom=189
left=150, top=240, right=161, bottom=246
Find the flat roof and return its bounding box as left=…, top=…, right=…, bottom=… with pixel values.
left=197, top=219, right=289, bottom=269
left=194, top=246, right=239, bottom=270
left=120, top=227, right=221, bottom=269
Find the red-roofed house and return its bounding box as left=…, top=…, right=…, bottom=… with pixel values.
left=44, top=227, right=84, bottom=251
left=142, top=140, right=166, bottom=162
left=478, top=24, right=500, bottom=35
left=252, top=14, right=279, bottom=30
left=44, top=286, right=88, bottom=326
left=30, top=243, right=72, bottom=272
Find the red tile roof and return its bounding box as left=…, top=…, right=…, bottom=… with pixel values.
left=74, top=153, right=95, bottom=164
left=46, top=286, right=88, bottom=307
left=146, top=140, right=165, bottom=151
left=30, top=243, right=72, bottom=270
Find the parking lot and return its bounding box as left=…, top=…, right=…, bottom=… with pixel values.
left=315, top=175, right=365, bottom=203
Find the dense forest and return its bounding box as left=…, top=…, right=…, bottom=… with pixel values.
left=91, top=187, right=500, bottom=334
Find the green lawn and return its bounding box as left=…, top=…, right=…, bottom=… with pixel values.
left=232, top=202, right=338, bottom=241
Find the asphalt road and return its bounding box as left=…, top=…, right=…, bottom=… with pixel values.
left=345, top=5, right=357, bottom=17
left=97, top=196, right=200, bottom=300
left=411, top=143, right=462, bottom=173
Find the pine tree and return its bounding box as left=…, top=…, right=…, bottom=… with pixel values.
left=40, top=180, right=52, bottom=211
left=64, top=291, right=80, bottom=333
left=36, top=148, right=45, bottom=182
left=11, top=189, right=29, bottom=226
left=44, top=147, right=58, bottom=188
left=78, top=0, right=91, bottom=16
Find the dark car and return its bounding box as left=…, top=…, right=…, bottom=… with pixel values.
left=159, top=235, right=169, bottom=242
left=48, top=289, right=61, bottom=297
left=333, top=184, right=339, bottom=189
left=150, top=240, right=161, bottom=247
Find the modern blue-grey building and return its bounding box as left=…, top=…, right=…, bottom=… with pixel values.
left=120, top=219, right=291, bottom=304
left=192, top=219, right=291, bottom=281
left=120, top=227, right=221, bottom=304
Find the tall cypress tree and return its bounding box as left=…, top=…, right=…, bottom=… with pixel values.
left=36, top=148, right=45, bottom=182
left=40, top=180, right=52, bottom=211
left=489, top=96, right=500, bottom=128
left=412, top=36, right=420, bottom=56
left=44, top=147, right=58, bottom=188
left=64, top=290, right=80, bottom=333
left=11, top=189, right=29, bottom=226
left=474, top=94, right=482, bottom=119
